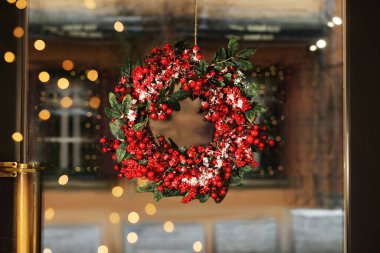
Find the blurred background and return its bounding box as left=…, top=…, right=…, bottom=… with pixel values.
left=1, top=0, right=344, bottom=252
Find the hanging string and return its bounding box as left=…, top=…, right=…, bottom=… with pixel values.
left=194, top=0, right=198, bottom=45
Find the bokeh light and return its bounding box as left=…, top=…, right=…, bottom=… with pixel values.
left=44, top=207, right=55, bottom=221
left=86, top=69, right=98, bottom=81
left=15, top=0, right=27, bottom=9
left=84, top=0, right=96, bottom=10
left=109, top=212, right=120, bottom=224
left=97, top=245, right=108, bottom=253
left=316, top=39, right=327, bottom=49
left=57, top=78, right=70, bottom=90
left=114, top=21, right=124, bottom=32
left=13, top=27, right=24, bottom=38
left=112, top=186, right=123, bottom=197
left=42, top=249, right=52, bottom=253
left=332, top=16, right=343, bottom=25
left=58, top=175, right=69, bottom=185
left=39, top=109, right=51, bottom=121
left=12, top=132, right=23, bottom=142
left=128, top=212, right=140, bottom=224
left=62, top=60, right=74, bottom=71
left=38, top=71, right=50, bottom=82
left=4, top=51, right=15, bottom=63
left=163, top=221, right=175, bottom=233
left=193, top=241, right=203, bottom=252
left=144, top=203, right=157, bottom=216
left=34, top=40, right=46, bottom=51
left=89, top=96, right=101, bottom=109
left=126, top=232, right=138, bottom=244
left=60, top=97, right=73, bottom=108
left=309, top=45, right=317, bottom=52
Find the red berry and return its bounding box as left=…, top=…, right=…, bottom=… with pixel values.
left=99, top=137, right=107, bottom=144
left=246, top=135, right=254, bottom=144
left=193, top=45, right=200, bottom=52
left=150, top=113, right=158, bottom=120
left=161, top=104, right=168, bottom=111
left=166, top=108, right=173, bottom=115
left=158, top=114, right=167, bottom=120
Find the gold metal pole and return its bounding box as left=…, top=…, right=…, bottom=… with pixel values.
left=17, top=172, right=31, bottom=253
left=32, top=172, right=42, bottom=253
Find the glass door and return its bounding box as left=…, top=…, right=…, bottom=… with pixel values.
left=26, top=0, right=344, bottom=252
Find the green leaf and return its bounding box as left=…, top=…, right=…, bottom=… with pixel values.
left=235, top=59, right=253, bottom=71
left=228, top=37, right=239, bottom=57
left=241, top=82, right=257, bottom=97
left=138, top=159, right=148, bottom=166
left=198, top=193, right=210, bottom=203
left=105, top=108, right=121, bottom=119
left=136, top=181, right=156, bottom=193
left=116, top=142, right=127, bottom=163
left=238, top=48, right=257, bottom=59
left=121, top=57, right=132, bottom=76
left=121, top=94, right=132, bottom=113
left=167, top=99, right=181, bottom=111
left=224, top=73, right=232, bottom=80
left=109, top=92, right=120, bottom=110
left=168, top=137, right=179, bottom=150
left=217, top=80, right=226, bottom=87
left=240, top=166, right=253, bottom=173
left=109, top=120, right=125, bottom=139
left=153, top=191, right=164, bottom=202
left=132, top=122, right=146, bottom=131
left=167, top=78, right=175, bottom=96
left=230, top=172, right=244, bottom=186
left=245, top=109, right=256, bottom=123
left=170, top=90, right=191, bottom=101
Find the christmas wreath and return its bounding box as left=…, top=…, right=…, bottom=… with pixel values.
left=100, top=38, right=273, bottom=203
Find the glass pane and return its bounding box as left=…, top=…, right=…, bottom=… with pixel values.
left=29, top=0, right=344, bottom=252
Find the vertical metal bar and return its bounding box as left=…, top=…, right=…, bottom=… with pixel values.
left=17, top=172, right=31, bottom=253
left=32, top=172, right=42, bottom=253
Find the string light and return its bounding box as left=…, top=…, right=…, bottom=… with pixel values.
left=13, top=27, right=24, bottom=38
left=58, top=175, right=69, bottom=185
left=62, top=60, right=74, bottom=71
left=38, top=71, right=50, bottom=82
left=114, top=21, right=124, bottom=32
left=34, top=40, right=46, bottom=51
left=127, top=212, right=140, bottom=224
left=163, top=221, right=175, bottom=233
left=4, top=51, right=15, bottom=63
left=39, top=109, right=51, bottom=121
left=12, top=132, right=23, bottom=142
left=126, top=232, right=138, bottom=244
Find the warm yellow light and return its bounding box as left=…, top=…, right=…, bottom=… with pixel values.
left=34, top=40, right=46, bottom=51
left=193, top=241, right=203, bottom=252
left=7, top=0, right=17, bottom=4
left=112, top=186, right=123, bottom=197
left=309, top=45, right=317, bottom=52
left=128, top=212, right=140, bottom=224
left=84, top=0, right=96, bottom=10
left=89, top=96, right=101, bottom=109
left=316, top=39, right=327, bottom=49
left=62, top=60, right=74, bottom=71
left=13, top=27, right=24, bottom=38
left=97, top=245, right=108, bottom=253
left=12, top=132, right=23, bottom=142
left=39, top=109, right=51, bottom=121
left=60, top=97, right=73, bottom=108
left=126, top=232, right=138, bottom=244
left=44, top=207, right=55, bottom=221
left=58, top=175, right=69, bottom=185
left=163, top=221, right=175, bottom=233
left=109, top=212, right=120, bottom=224
left=57, top=78, right=70, bottom=90
left=15, top=0, right=27, bottom=9
left=4, top=51, right=15, bottom=63
left=114, top=21, right=124, bottom=32
left=144, top=203, right=157, bottom=216
left=42, top=249, right=52, bottom=253
left=38, top=71, right=50, bottom=82
left=86, top=69, right=98, bottom=81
